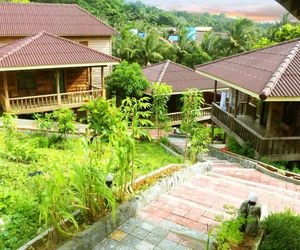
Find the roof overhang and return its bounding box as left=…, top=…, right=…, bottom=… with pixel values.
left=275, top=0, right=300, bottom=20
left=196, top=70, right=300, bottom=102
left=0, top=62, right=119, bottom=72
left=196, top=70, right=260, bottom=99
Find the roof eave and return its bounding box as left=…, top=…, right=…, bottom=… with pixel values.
left=196, top=70, right=260, bottom=99
left=0, top=62, right=119, bottom=72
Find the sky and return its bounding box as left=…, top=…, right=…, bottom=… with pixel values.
left=126, top=0, right=290, bottom=22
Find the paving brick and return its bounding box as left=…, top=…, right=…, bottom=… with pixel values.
left=135, top=241, right=156, bottom=250
left=130, top=227, right=150, bottom=240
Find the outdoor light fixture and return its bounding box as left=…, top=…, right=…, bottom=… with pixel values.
left=106, top=173, right=114, bottom=188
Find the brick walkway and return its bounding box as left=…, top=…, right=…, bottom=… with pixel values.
left=138, top=157, right=300, bottom=236
left=93, top=157, right=300, bottom=249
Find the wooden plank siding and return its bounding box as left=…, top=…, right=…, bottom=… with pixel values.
left=2, top=68, right=89, bottom=98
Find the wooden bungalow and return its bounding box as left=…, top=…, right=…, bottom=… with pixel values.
left=195, top=38, right=300, bottom=161
left=0, top=2, right=118, bottom=87
left=0, top=31, right=120, bottom=114
left=143, top=60, right=227, bottom=125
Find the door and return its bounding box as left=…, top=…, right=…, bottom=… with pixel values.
left=52, top=69, right=65, bottom=93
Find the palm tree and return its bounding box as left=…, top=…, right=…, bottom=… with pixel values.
left=221, top=18, right=256, bottom=55
left=137, top=31, right=167, bottom=66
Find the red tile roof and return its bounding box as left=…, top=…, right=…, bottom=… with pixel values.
left=143, top=60, right=225, bottom=94
left=0, top=31, right=120, bottom=71
left=195, top=38, right=300, bottom=100
left=0, top=3, right=117, bottom=37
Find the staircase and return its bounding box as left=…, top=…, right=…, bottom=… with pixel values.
left=139, top=157, right=300, bottom=234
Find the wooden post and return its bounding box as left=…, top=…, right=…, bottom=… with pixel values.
left=3, top=72, right=10, bottom=112
left=89, top=67, right=93, bottom=90
left=214, top=80, right=217, bottom=103
left=56, top=69, right=61, bottom=105
left=211, top=122, right=215, bottom=144
left=265, top=102, right=273, bottom=137
left=101, top=66, right=106, bottom=99
left=234, top=89, right=238, bottom=117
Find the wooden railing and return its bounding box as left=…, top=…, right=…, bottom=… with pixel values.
left=212, top=103, right=300, bottom=158
left=166, top=106, right=212, bottom=125
left=9, top=89, right=101, bottom=112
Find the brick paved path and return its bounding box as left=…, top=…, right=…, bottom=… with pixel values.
left=138, top=157, right=300, bottom=236
left=93, top=157, right=300, bottom=249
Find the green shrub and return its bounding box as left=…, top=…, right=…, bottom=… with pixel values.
left=53, top=108, right=76, bottom=139
left=259, top=210, right=300, bottom=250
left=214, top=217, right=245, bottom=250
left=227, top=137, right=254, bottom=158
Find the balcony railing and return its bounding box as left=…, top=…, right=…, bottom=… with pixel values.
left=166, top=105, right=211, bottom=125
left=9, top=89, right=102, bottom=114
left=212, top=103, right=300, bottom=159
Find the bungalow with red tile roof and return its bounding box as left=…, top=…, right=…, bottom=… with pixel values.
left=195, top=38, right=300, bottom=162
left=0, top=2, right=119, bottom=114
left=143, top=60, right=227, bottom=125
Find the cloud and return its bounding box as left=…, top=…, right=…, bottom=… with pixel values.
left=128, top=0, right=290, bottom=22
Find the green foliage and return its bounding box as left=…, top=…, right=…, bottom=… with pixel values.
left=252, top=37, right=276, bottom=49
left=274, top=23, right=300, bottom=42
left=151, top=82, right=172, bottom=138
left=259, top=210, right=300, bottom=250
left=214, top=217, right=245, bottom=250
left=227, top=137, right=254, bottom=158
left=180, top=89, right=204, bottom=134
left=71, top=139, right=116, bottom=222
left=52, top=108, right=76, bottom=139
left=1, top=113, right=40, bottom=164
left=106, top=61, right=150, bottom=99
left=189, top=125, right=210, bottom=163
left=121, top=96, right=153, bottom=140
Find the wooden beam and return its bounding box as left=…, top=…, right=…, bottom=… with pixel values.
left=265, top=102, right=273, bottom=137
left=56, top=69, right=61, bottom=105
left=3, top=72, right=10, bottom=112
left=214, top=80, right=217, bottom=103
left=101, top=66, right=105, bottom=99
left=234, top=89, right=238, bottom=117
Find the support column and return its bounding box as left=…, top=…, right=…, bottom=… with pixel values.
left=214, top=80, right=217, bottom=103
left=101, top=66, right=106, bottom=99
left=234, top=89, right=238, bottom=117
left=56, top=69, right=61, bottom=105
left=3, top=72, right=10, bottom=112
left=211, top=122, right=215, bottom=144
left=265, top=102, right=273, bottom=137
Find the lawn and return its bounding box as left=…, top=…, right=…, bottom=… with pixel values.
left=0, top=130, right=182, bottom=249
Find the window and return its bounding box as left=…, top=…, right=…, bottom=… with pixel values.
left=79, top=41, right=88, bottom=46
left=16, top=71, right=36, bottom=96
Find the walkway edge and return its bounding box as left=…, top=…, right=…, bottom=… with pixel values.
left=57, top=162, right=210, bottom=250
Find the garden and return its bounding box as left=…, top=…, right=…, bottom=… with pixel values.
left=0, top=84, right=211, bottom=249
left=0, top=97, right=183, bottom=249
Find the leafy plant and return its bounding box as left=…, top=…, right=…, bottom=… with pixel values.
left=52, top=108, right=76, bottom=139
left=259, top=210, right=300, bottom=250
left=121, top=96, right=153, bottom=140
left=151, top=82, right=172, bottom=139
left=106, top=61, right=150, bottom=101
left=227, top=136, right=254, bottom=158
left=36, top=171, right=78, bottom=240
left=71, top=139, right=116, bottom=222
left=189, top=125, right=209, bottom=163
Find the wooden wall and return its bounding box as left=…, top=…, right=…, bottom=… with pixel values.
left=65, top=68, right=89, bottom=92
left=4, top=68, right=89, bottom=98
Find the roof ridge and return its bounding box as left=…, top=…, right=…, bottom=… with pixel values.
left=259, top=40, right=300, bottom=100
left=194, top=37, right=300, bottom=70
left=0, top=31, right=44, bottom=63
left=157, top=60, right=170, bottom=82
left=75, top=5, right=118, bottom=35
left=167, top=60, right=195, bottom=72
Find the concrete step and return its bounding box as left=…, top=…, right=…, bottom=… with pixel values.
left=202, top=173, right=300, bottom=204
